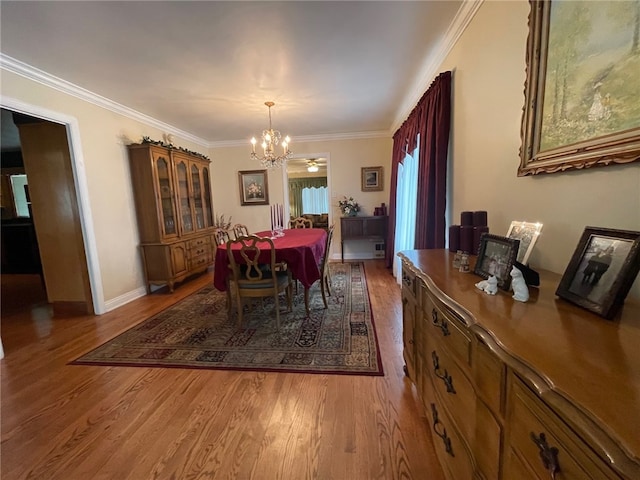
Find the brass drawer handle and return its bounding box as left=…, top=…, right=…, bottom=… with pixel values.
left=530, top=432, right=560, bottom=479
left=432, top=308, right=450, bottom=336
left=402, top=274, right=412, bottom=287
left=430, top=403, right=455, bottom=457
left=431, top=351, right=456, bottom=394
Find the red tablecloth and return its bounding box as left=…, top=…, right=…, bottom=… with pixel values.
left=213, top=228, right=327, bottom=291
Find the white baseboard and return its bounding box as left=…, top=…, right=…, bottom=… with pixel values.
left=103, top=286, right=148, bottom=313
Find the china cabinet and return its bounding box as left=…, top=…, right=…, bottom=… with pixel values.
left=399, top=249, right=640, bottom=480
left=128, top=142, right=215, bottom=292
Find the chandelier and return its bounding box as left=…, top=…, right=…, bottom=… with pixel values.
left=250, top=101, right=292, bottom=168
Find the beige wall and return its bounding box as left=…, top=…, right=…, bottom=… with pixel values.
left=440, top=0, right=640, bottom=300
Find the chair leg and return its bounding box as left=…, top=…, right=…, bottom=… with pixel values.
left=273, top=292, right=281, bottom=332
left=320, top=278, right=328, bottom=309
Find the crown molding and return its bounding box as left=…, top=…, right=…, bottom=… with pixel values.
left=209, top=130, right=391, bottom=149
left=391, top=0, right=483, bottom=133
left=0, top=53, right=209, bottom=147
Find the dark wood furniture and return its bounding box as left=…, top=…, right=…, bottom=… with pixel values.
left=127, top=142, right=215, bottom=293
left=340, top=215, right=387, bottom=262
left=399, top=249, right=640, bottom=480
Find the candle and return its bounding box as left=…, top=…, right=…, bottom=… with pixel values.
left=251, top=137, right=256, bottom=153
left=472, top=211, right=488, bottom=227
left=448, top=225, right=460, bottom=252
left=460, top=211, right=473, bottom=226
left=271, top=205, right=275, bottom=231
left=460, top=225, right=474, bottom=253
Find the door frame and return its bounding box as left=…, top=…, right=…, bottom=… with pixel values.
left=282, top=152, right=332, bottom=227
left=1, top=96, right=105, bottom=314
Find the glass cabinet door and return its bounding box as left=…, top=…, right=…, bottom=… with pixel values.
left=191, top=164, right=205, bottom=229
left=202, top=166, right=213, bottom=228
left=176, top=160, right=194, bottom=234
left=154, top=154, right=177, bottom=237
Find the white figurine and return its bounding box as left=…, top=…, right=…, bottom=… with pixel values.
left=475, top=275, right=498, bottom=295
left=510, top=266, right=529, bottom=302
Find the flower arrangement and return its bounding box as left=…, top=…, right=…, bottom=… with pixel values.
left=338, top=196, right=360, bottom=216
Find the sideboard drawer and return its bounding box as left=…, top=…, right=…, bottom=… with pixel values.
left=429, top=399, right=474, bottom=480
left=423, top=289, right=471, bottom=368
left=505, top=376, right=619, bottom=480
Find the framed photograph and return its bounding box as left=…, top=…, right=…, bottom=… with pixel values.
left=361, top=166, right=383, bottom=192
left=506, top=221, right=544, bottom=265
left=555, top=227, right=640, bottom=320
left=238, top=170, right=269, bottom=206
left=518, top=1, right=640, bottom=176
left=474, top=234, right=520, bottom=291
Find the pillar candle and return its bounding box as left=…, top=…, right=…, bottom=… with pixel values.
left=448, top=225, right=461, bottom=252
left=472, top=211, right=488, bottom=227
left=472, top=226, right=489, bottom=255
left=460, top=211, right=473, bottom=226
left=460, top=226, right=474, bottom=254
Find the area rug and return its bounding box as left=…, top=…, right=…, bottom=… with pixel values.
left=71, top=262, right=384, bottom=376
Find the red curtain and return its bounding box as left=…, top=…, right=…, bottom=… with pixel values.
left=385, top=71, right=452, bottom=267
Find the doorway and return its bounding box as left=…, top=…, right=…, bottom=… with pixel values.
left=283, top=154, right=331, bottom=229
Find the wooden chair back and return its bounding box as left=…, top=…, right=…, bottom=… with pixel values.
left=226, top=235, right=292, bottom=331
left=232, top=224, right=250, bottom=239
left=290, top=216, right=313, bottom=229
left=213, top=228, right=231, bottom=245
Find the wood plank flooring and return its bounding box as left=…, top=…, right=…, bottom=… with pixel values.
left=1, top=261, right=445, bottom=480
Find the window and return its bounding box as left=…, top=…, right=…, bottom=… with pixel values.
left=301, top=186, right=328, bottom=214
left=10, top=174, right=30, bottom=218
left=393, top=143, right=419, bottom=284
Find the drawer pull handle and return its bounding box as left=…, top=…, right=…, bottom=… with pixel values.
left=431, top=351, right=456, bottom=394
left=432, top=308, right=450, bottom=336
left=430, top=403, right=455, bottom=457
left=530, top=432, right=560, bottom=479
left=402, top=274, right=412, bottom=287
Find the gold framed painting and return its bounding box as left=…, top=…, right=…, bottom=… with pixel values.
left=518, top=1, right=640, bottom=176
left=361, top=166, right=383, bottom=191
left=238, top=170, right=269, bottom=206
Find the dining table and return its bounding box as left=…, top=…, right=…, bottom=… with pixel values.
left=213, top=228, right=328, bottom=314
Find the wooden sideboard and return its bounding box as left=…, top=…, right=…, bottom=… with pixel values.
left=340, top=215, right=387, bottom=262
left=399, top=249, right=640, bottom=480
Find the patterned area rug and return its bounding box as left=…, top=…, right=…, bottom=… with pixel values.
left=72, top=262, right=383, bottom=375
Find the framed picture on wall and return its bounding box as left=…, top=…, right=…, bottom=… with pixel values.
left=238, top=170, right=269, bottom=206
left=555, top=227, right=640, bottom=319
left=361, top=166, right=383, bottom=191
left=518, top=1, right=640, bottom=176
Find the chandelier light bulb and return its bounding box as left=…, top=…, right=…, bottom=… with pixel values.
left=249, top=101, right=293, bottom=168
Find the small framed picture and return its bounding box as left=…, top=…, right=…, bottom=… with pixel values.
left=361, top=166, right=383, bottom=192
left=555, top=227, right=640, bottom=320
left=474, top=234, right=520, bottom=291
left=506, top=221, right=543, bottom=265
left=238, top=170, right=269, bottom=206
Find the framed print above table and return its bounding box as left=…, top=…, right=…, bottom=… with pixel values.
left=238, top=170, right=269, bottom=206
left=361, top=166, right=383, bottom=191
left=518, top=0, right=640, bottom=176
left=555, top=227, right=640, bottom=320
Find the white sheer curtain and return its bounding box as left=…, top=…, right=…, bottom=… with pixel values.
left=302, top=186, right=328, bottom=214
left=393, top=144, right=419, bottom=284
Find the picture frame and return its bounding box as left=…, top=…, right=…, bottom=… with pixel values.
left=238, top=170, right=269, bottom=206
left=506, top=221, right=543, bottom=265
left=518, top=1, right=640, bottom=176
left=555, top=227, right=640, bottom=320
left=361, top=166, right=383, bottom=192
left=474, top=234, right=520, bottom=291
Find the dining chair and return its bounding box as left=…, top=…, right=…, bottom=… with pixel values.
left=290, top=216, right=313, bottom=229
left=226, top=235, right=293, bottom=331
left=232, top=223, right=250, bottom=239
left=213, top=227, right=231, bottom=245
left=318, top=224, right=335, bottom=308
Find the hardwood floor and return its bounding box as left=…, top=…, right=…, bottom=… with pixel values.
left=1, top=261, right=444, bottom=480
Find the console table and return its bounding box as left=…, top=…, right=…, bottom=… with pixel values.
left=340, top=216, right=387, bottom=262
left=399, top=249, right=640, bottom=480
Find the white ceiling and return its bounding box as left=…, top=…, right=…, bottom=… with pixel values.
left=0, top=1, right=469, bottom=147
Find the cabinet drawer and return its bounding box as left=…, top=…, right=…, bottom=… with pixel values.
left=189, top=253, right=211, bottom=270
left=428, top=399, right=474, bottom=480
left=422, top=288, right=471, bottom=368
left=425, top=333, right=476, bottom=444
left=505, top=376, right=619, bottom=480
left=188, top=235, right=211, bottom=250
left=473, top=337, right=505, bottom=417
left=401, top=263, right=417, bottom=298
